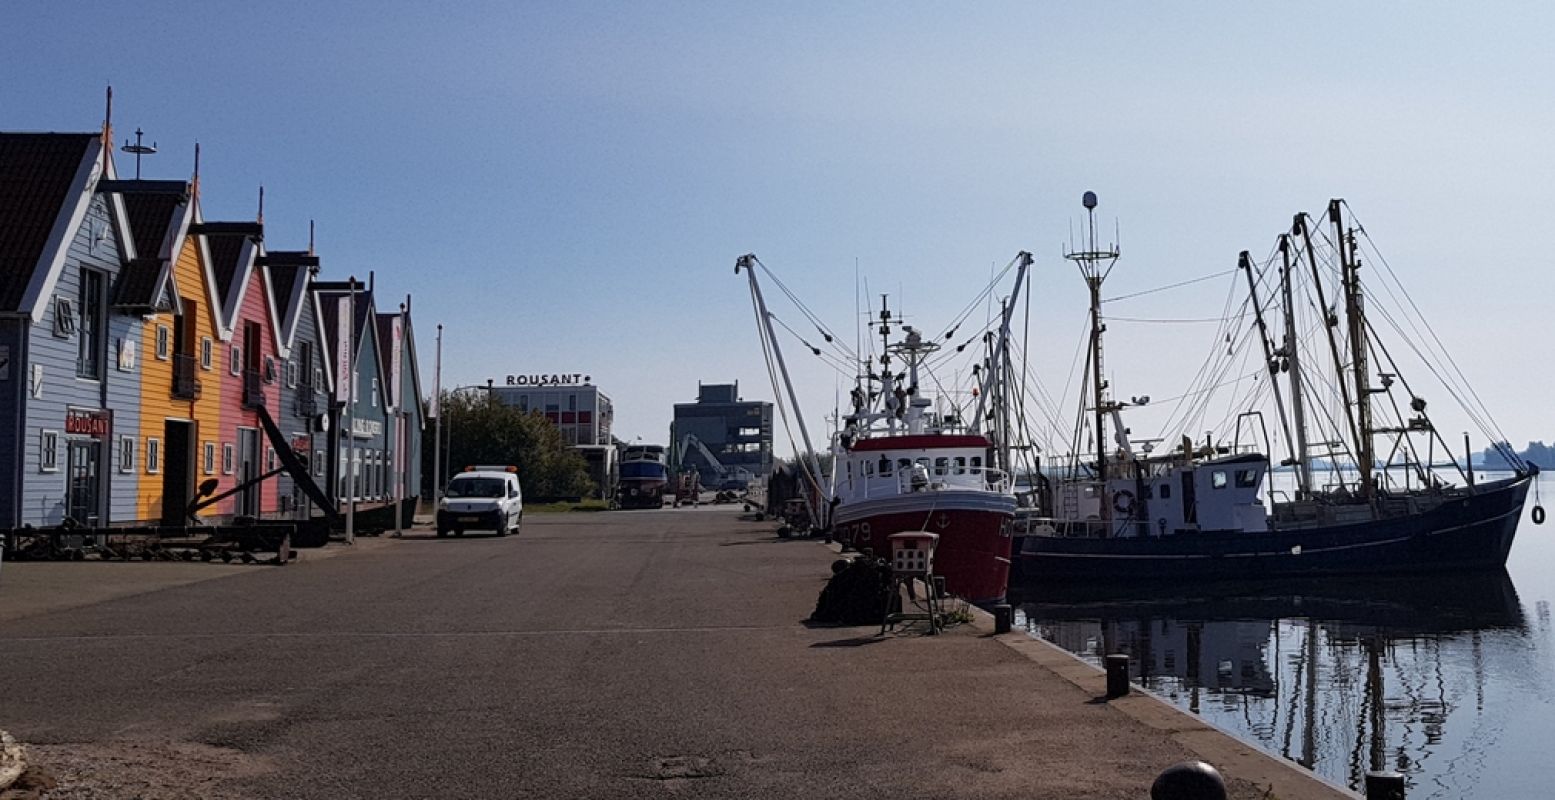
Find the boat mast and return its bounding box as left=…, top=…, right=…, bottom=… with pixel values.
left=1239, top=249, right=1298, bottom=478
left=1294, top=212, right=1362, bottom=493
left=1065, top=192, right=1119, bottom=478
left=1278, top=232, right=1313, bottom=498
left=736, top=254, right=828, bottom=519
left=1331, top=199, right=1376, bottom=500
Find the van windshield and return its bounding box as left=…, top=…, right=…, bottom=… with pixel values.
left=446, top=478, right=507, bottom=498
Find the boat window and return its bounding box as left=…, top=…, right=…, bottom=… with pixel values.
left=917, top=458, right=931, bottom=473
left=864, top=460, right=874, bottom=476
left=1211, top=470, right=1228, bottom=490
left=878, top=456, right=892, bottom=476
left=954, top=457, right=967, bottom=474
left=1159, top=483, right=1171, bottom=499
left=970, top=456, right=982, bottom=471
left=935, top=457, right=949, bottom=475
left=1236, top=469, right=1259, bottom=488
left=898, top=458, right=912, bottom=472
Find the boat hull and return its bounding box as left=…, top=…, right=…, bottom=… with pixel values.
left=837, top=491, right=1015, bottom=604
left=1016, top=476, right=1531, bottom=583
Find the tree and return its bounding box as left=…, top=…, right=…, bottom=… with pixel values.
left=422, top=392, right=595, bottom=501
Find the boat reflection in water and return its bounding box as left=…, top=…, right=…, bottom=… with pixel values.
left=1014, top=571, right=1530, bottom=797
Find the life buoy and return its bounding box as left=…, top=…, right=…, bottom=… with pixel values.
left=1113, top=490, right=1136, bottom=516
left=1534, top=505, right=1546, bottom=526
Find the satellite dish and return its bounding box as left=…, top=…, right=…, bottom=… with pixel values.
left=1082, top=191, right=1098, bottom=210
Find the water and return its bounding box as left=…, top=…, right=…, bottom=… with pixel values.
left=1014, top=471, right=1555, bottom=799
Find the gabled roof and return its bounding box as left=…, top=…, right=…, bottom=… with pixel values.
left=113, top=181, right=193, bottom=311
left=194, top=220, right=262, bottom=338
left=313, top=281, right=378, bottom=386
left=0, top=133, right=112, bottom=319
left=258, top=250, right=319, bottom=356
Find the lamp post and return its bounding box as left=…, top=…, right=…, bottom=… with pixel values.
left=440, top=380, right=497, bottom=491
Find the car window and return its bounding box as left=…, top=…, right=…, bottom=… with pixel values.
left=446, top=477, right=506, bottom=498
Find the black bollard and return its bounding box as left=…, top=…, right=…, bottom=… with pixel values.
left=1364, top=771, right=1406, bottom=800
left=1150, top=761, right=1227, bottom=800
left=1105, top=654, right=1130, bottom=698
left=993, top=604, right=1012, bottom=633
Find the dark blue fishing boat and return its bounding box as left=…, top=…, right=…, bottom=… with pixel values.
left=1015, top=196, right=1541, bottom=583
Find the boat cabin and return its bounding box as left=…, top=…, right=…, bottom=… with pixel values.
left=837, top=434, right=1006, bottom=502
left=1053, top=454, right=1269, bottom=536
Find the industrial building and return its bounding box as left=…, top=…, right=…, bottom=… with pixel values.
left=488, top=379, right=615, bottom=498
left=670, top=383, right=773, bottom=487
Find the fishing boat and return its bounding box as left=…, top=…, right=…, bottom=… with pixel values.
left=737, top=253, right=1032, bottom=604
left=1016, top=195, right=1539, bottom=582
left=616, top=444, right=669, bottom=509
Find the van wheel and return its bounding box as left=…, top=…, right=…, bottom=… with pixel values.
left=496, top=523, right=507, bottom=537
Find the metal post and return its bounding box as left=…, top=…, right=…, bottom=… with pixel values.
left=1364, top=771, right=1405, bottom=800
left=345, top=279, right=357, bottom=545
left=1464, top=432, right=1475, bottom=487
left=1105, top=653, right=1130, bottom=698
left=993, top=603, right=1012, bottom=634
left=432, top=324, right=442, bottom=508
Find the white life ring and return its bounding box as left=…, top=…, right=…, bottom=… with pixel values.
left=1113, top=489, right=1136, bottom=516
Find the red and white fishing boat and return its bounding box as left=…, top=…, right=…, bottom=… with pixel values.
left=737, top=252, right=1032, bottom=605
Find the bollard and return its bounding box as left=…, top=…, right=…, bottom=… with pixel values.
left=1105, top=653, right=1130, bottom=698
left=1364, top=771, right=1405, bottom=800
left=1150, top=761, right=1227, bottom=800
left=993, top=603, right=1013, bottom=634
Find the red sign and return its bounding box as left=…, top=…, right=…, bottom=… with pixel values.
left=64, top=408, right=111, bottom=438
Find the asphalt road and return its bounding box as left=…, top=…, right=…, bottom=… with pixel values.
left=0, top=508, right=1322, bottom=799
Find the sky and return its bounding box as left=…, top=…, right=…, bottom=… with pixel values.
left=4, top=2, right=1552, bottom=454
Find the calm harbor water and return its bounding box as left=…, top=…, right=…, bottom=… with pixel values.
left=1013, top=470, right=1555, bottom=799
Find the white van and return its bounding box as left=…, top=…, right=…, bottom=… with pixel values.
left=437, top=466, right=524, bottom=538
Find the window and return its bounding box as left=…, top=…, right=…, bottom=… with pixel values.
left=970, top=456, right=983, bottom=471
left=568, top=394, right=577, bottom=411
left=200, top=337, right=213, bottom=369
left=371, top=377, right=379, bottom=408
left=1236, top=469, right=1259, bottom=489
left=155, top=325, right=170, bottom=360
left=264, top=355, right=277, bottom=384
left=519, top=396, right=529, bottom=412
left=203, top=442, right=216, bottom=475
left=146, top=437, right=161, bottom=474
left=118, top=435, right=135, bottom=473
left=286, top=360, right=297, bottom=388
left=313, top=449, right=325, bottom=478
left=878, top=456, right=893, bottom=476
left=229, top=345, right=241, bottom=376
left=222, top=443, right=235, bottom=475
left=39, top=430, right=59, bottom=472
left=954, top=457, right=967, bottom=474
left=313, top=366, right=324, bottom=390
left=1160, top=483, right=1171, bottom=499
left=266, top=447, right=277, bottom=472
left=298, top=342, right=314, bottom=387
left=1211, top=470, right=1228, bottom=490
left=77, top=269, right=106, bottom=378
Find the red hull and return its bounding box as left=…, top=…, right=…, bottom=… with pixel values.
left=840, top=507, right=1013, bottom=604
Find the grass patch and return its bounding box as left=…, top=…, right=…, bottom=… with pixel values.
left=527, top=499, right=611, bottom=514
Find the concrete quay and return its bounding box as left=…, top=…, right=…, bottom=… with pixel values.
left=0, top=507, right=1353, bottom=799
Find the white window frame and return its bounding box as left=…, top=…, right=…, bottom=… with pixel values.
left=222, top=443, right=235, bottom=475
left=266, top=447, right=277, bottom=472
left=313, top=449, right=325, bottom=478
left=155, top=325, right=170, bottom=360
left=286, top=360, right=298, bottom=388
left=371, top=377, right=379, bottom=408
left=39, top=429, right=60, bottom=472
left=229, top=345, right=241, bottom=376
left=119, top=435, right=135, bottom=473
left=146, top=437, right=161, bottom=474
left=203, top=441, right=216, bottom=475
left=200, top=337, right=213, bottom=370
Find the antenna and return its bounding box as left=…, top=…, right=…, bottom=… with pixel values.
left=257, top=185, right=265, bottom=224
left=308, top=219, right=315, bottom=255
left=120, top=127, right=157, bottom=180
left=192, top=142, right=201, bottom=201
left=102, top=85, right=113, bottom=153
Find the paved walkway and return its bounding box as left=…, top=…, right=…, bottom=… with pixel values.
left=0, top=508, right=1351, bottom=799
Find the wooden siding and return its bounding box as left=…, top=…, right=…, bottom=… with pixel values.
left=18, top=194, right=142, bottom=526
left=0, top=321, right=25, bottom=527
left=276, top=276, right=324, bottom=519
left=133, top=235, right=222, bottom=522
left=212, top=252, right=283, bottom=519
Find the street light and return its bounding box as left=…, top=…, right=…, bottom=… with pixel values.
left=437, top=380, right=497, bottom=500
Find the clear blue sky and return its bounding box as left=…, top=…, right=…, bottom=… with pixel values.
left=5, top=2, right=1551, bottom=451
